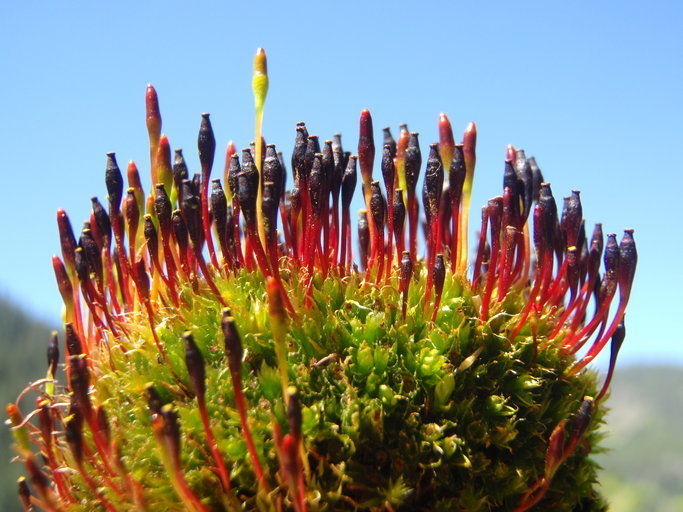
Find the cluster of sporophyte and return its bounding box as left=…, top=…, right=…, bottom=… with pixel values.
left=7, top=49, right=637, bottom=511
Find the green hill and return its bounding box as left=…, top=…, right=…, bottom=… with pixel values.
left=597, top=365, right=683, bottom=511
left=0, top=297, right=52, bottom=512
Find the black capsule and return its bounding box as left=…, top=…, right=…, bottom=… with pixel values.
left=321, top=140, right=334, bottom=202
left=146, top=384, right=163, bottom=416
left=262, top=180, right=280, bottom=243
left=449, top=145, right=466, bottom=205
left=514, top=149, right=533, bottom=221
left=221, top=312, right=243, bottom=377
left=381, top=144, right=395, bottom=194
left=291, top=123, right=308, bottom=182
left=91, top=197, right=111, bottom=246
left=383, top=127, right=397, bottom=160
left=618, top=229, right=637, bottom=292
left=286, top=387, right=302, bottom=440
left=171, top=210, right=189, bottom=258
left=183, top=332, right=206, bottom=399
left=422, top=143, right=443, bottom=224
left=370, top=181, right=386, bottom=231
left=173, top=149, right=189, bottom=197
left=309, top=154, right=324, bottom=216
left=393, top=189, right=406, bottom=238
left=143, top=215, right=159, bottom=261
left=65, top=323, right=82, bottom=356
left=404, top=132, right=421, bottom=194
left=198, top=113, right=216, bottom=175
left=433, top=254, right=446, bottom=297
left=263, top=145, right=283, bottom=207
left=180, top=180, right=203, bottom=249
left=227, top=153, right=241, bottom=201
left=237, top=149, right=260, bottom=227
left=341, top=156, right=358, bottom=210
left=154, top=184, right=173, bottom=237
left=65, top=414, right=84, bottom=464
left=47, top=331, right=59, bottom=376
left=358, top=210, right=369, bottom=270
left=105, top=152, right=123, bottom=212
left=528, top=156, right=544, bottom=204
left=561, top=190, right=583, bottom=249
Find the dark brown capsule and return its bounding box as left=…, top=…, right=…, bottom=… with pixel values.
left=603, top=233, right=620, bottom=280
left=180, top=180, right=203, bottom=249
left=514, top=149, right=533, bottom=221
left=160, top=405, right=181, bottom=463
left=237, top=149, right=260, bottom=227
left=561, top=190, right=583, bottom=249
left=25, top=455, right=50, bottom=501
left=198, top=113, right=216, bottom=176
left=143, top=215, right=159, bottom=261
left=381, top=144, right=395, bottom=194
left=211, top=179, right=228, bottom=239
left=618, top=229, right=637, bottom=294
left=73, top=247, right=89, bottom=284
left=47, top=331, right=59, bottom=376
left=65, top=322, right=82, bottom=356
left=135, top=258, right=151, bottom=300
left=37, top=400, right=53, bottom=449
left=79, top=229, right=103, bottom=285
left=393, top=189, right=406, bottom=238
left=221, top=312, right=243, bottom=377
left=370, top=181, right=386, bottom=231
left=171, top=210, right=189, bottom=259
left=383, top=127, right=397, bottom=160
left=608, top=320, right=626, bottom=375
left=227, top=153, right=241, bottom=201
left=449, top=145, right=466, bottom=205
left=65, top=414, right=84, bottom=465
left=292, top=123, right=308, bottom=182
left=321, top=140, right=334, bottom=202
left=173, top=149, right=189, bottom=197
left=303, top=135, right=320, bottom=182
left=538, top=183, right=558, bottom=248
left=286, top=387, right=302, bottom=441
left=308, top=154, right=324, bottom=216
left=331, top=134, right=345, bottom=201
left=570, top=397, right=594, bottom=442
left=91, top=197, right=111, bottom=246
left=191, top=173, right=201, bottom=197
left=433, top=254, right=446, bottom=297
left=146, top=384, right=164, bottom=416
left=341, top=155, right=358, bottom=210
left=262, top=181, right=280, bottom=243
left=97, top=405, right=111, bottom=445
left=422, top=143, right=443, bottom=224
left=17, top=477, right=31, bottom=510
left=263, top=145, right=283, bottom=206
left=277, top=151, right=287, bottom=196
left=358, top=210, right=369, bottom=270
left=68, top=355, right=90, bottom=409
left=154, top=184, right=173, bottom=238
left=57, top=209, right=77, bottom=271
left=404, top=132, right=421, bottom=194
left=183, top=332, right=206, bottom=399
left=358, top=109, right=375, bottom=181
left=105, top=152, right=124, bottom=212
left=528, top=156, right=544, bottom=204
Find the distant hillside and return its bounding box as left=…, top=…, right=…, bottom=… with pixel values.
left=596, top=365, right=683, bottom=511
left=0, top=297, right=52, bottom=512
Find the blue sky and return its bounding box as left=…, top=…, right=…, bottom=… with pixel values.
left=1, top=1, right=681, bottom=367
